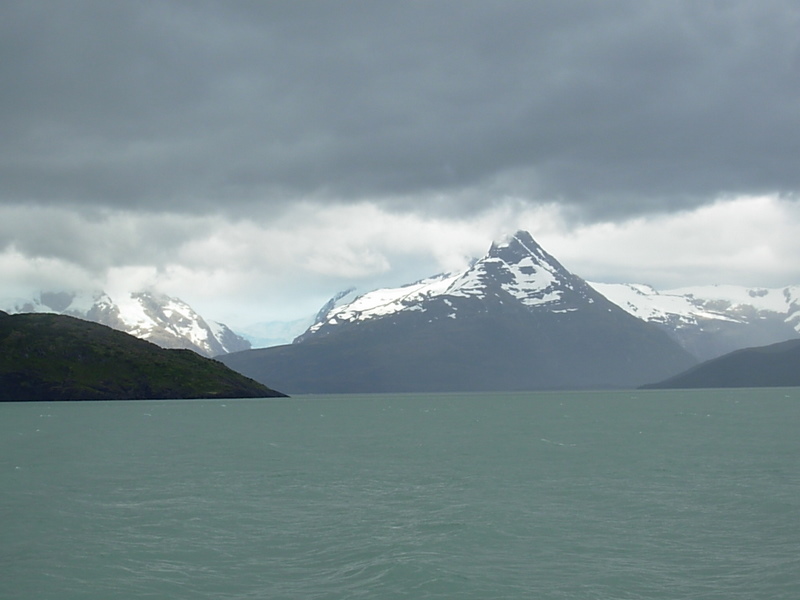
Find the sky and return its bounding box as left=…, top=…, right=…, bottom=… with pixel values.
left=2, top=0, right=800, bottom=328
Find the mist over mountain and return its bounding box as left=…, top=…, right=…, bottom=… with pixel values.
left=236, top=316, right=316, bottom=349
left=0, top=291, right=250, bottom=358
left=220, top=231, right=696, bottom=394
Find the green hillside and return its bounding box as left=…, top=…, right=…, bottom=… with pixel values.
left=0, top=311, right=286, bottom=401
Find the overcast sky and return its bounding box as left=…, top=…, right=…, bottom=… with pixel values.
left=2, top=0, right=800, bottom=327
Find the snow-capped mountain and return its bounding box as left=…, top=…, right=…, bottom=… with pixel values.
left=298, top=250, right=800, bottom=361
left=302, top=232, right=604, bottom=340
left=221, top=231, right=695, bottom=394
left=589, top=282, right=800, bottom=360
left=1, top=290, right=250, bottom=357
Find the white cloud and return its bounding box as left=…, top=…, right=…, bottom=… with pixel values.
left=0, top=247, right=96, bottom=300
left=1, top=195, right=798, bottom=327
left=541, top=195, right=800, bottom=288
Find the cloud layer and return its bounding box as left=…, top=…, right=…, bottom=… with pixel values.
left=2, top=195, right=797, bottom=326
left=4, top=1, right=800, bottom=215
left=2, top=2, right=799, bottom=325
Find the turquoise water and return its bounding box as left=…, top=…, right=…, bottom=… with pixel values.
left=2, top=389, right=799, bottom=599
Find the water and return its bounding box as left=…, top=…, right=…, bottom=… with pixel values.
left=2, top=389, right=799, bottom=599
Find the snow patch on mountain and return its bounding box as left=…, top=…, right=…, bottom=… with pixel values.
left=668, top=284, right=797, bottom=315
left=443, top=253, right=565, bottom=308
left=207, top=320, right=226, bottom=340
left=588, top=283, right=732, bottom=325
left=307, top=231, right=598, bottom=336
left=308, top=273, right=460, bottom=332
left=115, top=293, right=154, bottom=333
left=0, top=290, right=250, bottom=357
left=590, top=282, right=800, bottom=332
left=298, top=230, right=800, bottom=362
left=445, top=232, right=577, bottom=308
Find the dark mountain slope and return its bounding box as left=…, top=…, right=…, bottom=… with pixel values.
left=641, top=338, right=800, bottom=389
left=221, top=232, right=696, bottom=394
left=0, top=311, right=286, bottom=401
left=224, top=302, right=695, bottom=394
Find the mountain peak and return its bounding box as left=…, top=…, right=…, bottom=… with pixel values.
left=0, top=290, right=250, bottom=357
left=463, top=229, right=601, bottom=312
left=492, top=229, right=539, bottom=250
left=488, top=230, right=559, bottom=267
left=221, top=229, right=695, bottom=393
left=303, top=230, right=610, bottom=339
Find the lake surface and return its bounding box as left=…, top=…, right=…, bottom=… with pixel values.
left=2, top=389, right=799, bottom=599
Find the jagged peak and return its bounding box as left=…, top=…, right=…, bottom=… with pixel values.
left=486, top=230, right=563, bottom=269
left=302, top=230, right=602, bottom=338
left=491, top=229, right=539, bottom=250
left=0, top=288, right=249, bottom=357
left=313, top=287, right=358, bottom=324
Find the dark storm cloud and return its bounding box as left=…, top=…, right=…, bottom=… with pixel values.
left=2, top=0, right=800, bottom=217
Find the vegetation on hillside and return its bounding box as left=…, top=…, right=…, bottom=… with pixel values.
left=0, top=311, right=286, bottom=401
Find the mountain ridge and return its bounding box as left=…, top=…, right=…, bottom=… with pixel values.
left=220, top=231, right=696, bottom=393
left=641, top=338, right=800, bottom=389
left=0, top=311, right=285, bottom=401
left=0, top=290, right=250, bottom=358
left=279, top=237, right=800, bottom=360
left=591, top=282, right=800, bottom=360
left=301, top=232, right=605, bottom=339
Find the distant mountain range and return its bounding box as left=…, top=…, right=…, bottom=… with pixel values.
left=245, top=267, right=800, bottom=361
left=642, top=338, right=800, bottom=389
left=236, top=316, right=316, bottom=349
left=4, top=232, right=798, bottom=393
left=0, top=291, right=250, bottom=358
left=0, top=311, right=285, bottom=401
left=219, top=231, right=697, bottom=393
left=592, top=282, right=800, bottom=361
left=305, top=282, right=800, bottom=363
left=241, top=269, right=800, bottom=361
